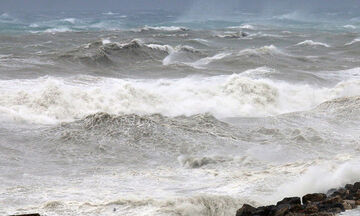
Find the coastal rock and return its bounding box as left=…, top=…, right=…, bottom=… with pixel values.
left=330, top=188, right=349, bottom=198
left=288, top=204, right=304, bottom=213
left=236, top=204, right=256, bottom=216
left=308, top=213, right=335, bottom=216
left=270, top=204, right=291, bottom=216
left=342, top=200, right=355, bottom=210
left=277, top=197, right=301, bottom=206
left=253, top=205, right=275, bottom=215
left=10, top=214, right=40, bottom=216
left=285, top=213, right=305, bottom=216
left=304, top=204, right=318, bottom=214
left=235, top=182, right=360, bottom=216
left=302, top=193, right=327, bottom=204
left=353, top=182, right=360, bottom=190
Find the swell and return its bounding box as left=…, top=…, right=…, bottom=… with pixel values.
left=57, top=39, right=169, bottom=67
left=55, top=39, right=205, bottom=68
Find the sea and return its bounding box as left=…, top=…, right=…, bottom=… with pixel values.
left=1, top=8, right=360, bottom=216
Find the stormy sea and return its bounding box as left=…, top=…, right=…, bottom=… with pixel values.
left=1, top=7, right=360, bottom=216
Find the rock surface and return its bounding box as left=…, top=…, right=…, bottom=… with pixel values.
left=236, top=181, right=360, bottom=216
left=10, top=214, right=41, bottom=216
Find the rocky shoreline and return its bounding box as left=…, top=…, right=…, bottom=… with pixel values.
left=236, top=182, right=360, bottom=216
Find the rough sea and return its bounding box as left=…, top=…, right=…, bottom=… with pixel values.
left=1, top=9, right=360, bottom=216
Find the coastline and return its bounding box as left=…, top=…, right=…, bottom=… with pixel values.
left=236, top=182, right=360, bottom=216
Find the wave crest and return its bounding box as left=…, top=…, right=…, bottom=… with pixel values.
left=1, top=73, right=360, bottom=124
left=295, top=40, right=330, bottom=48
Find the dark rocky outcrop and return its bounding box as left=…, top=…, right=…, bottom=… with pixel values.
left=303, top=193, right=327, bottom=204
left=10, top=214, right=41, bottom=216
left=236, top=204, right=257, bottom=216
left=236, top=181, right=360, bottom=216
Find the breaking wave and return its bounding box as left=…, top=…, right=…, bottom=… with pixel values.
left=295, top=40, right=330, bottom=48
left=137, top=26, right=189, bottom=32
left=345, top=38, right=360, bottom=46
left=58, top=39, right=170, bottom=66
left=238, top=45, right=283, bottom=56
left=0, top=70, right=360, bottom=124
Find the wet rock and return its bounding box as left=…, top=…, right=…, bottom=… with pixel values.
left=343, top=200, right=355, bottom=209
left=330, top=188, right=349, bottom=198
left=270, top=204, right=291, bottom=216
left=353, top=182, right=360, bottom=190
left=277, top=197, right=301, bottom=206
left=326, top=188, right=337, bottom=196
left=10, top=214, right=41, bottom=216
left=304, top=204, right=318, bottom=214
left=235, top=182, right=360, bottom=216
left=241, top=32, right=249, bottom=37
left=345, top=184, right=354, bottom=191
left=327, top=207, right=343, bottom=214
left=322, top=196, right=343, bottom=205
left=236, top=204, right=256, bottom=216
left=309, top=213, right=335, bottom=216
left=285, top=213, right=305, bottom=216
left=302, top=193, right=327, bottom=204
left=253, top=205, right=274, bottom=215
left=288, top=204, right=305, bottom=213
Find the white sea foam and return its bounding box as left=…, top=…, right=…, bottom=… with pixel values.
left=345, top=38, right=360, bottom=46
left=101, top=39, right=112, bottom=45
left=62, top=18, right=76, bottom=24
left=140, top=26, right=189, bottom=32
left=44, top=27, right=72, bottom=33
left=29, top=23, right=39, bottom=28
left=343, top=25, right=356, bottom=29
left=228, top=24, right=255, bottom=30
left=238, top=45, right=283, bottom=56
left=162, top=45, right=199, bottom=65
left=189, top=52, right=231, bottom=69
left=273, top=159, right=360, bottom=200
left=146, top=44, right=173, bottom=53
left=1, top=70, right=360, bottom=124
left=295, top=40, right=330, bottom=47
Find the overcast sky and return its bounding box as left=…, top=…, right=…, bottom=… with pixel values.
left=0, top=0, right=359, bottom=13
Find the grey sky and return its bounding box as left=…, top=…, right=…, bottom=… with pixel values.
left=0, top=0, right=359, bottom=13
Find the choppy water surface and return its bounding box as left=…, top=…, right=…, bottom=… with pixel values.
left=1, top=9, right=360, bottom=216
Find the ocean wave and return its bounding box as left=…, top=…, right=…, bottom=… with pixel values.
left=295, top=40, right=330, bottom=48
left=238, top=45, right=283, bottom=56
left=188, top=52, right=231, bottom=69
left=58, top=39, right=169, bottom=66
left=61, top=18, right=78, bottom=24
left=28, top=195, right=244, bottom=216
left=343, top=25, right=356, bottom=29
left=313, top=96, right=360, bottom=120
left=162, top=45, right=203, bottom=66
left=1, top=71, right=360, bottom=124
left=216, top=31, right=249, bottom=39
left=227, top=24, right=255, bottom=30
left=137, top=25, right=189, bottom=32
left=345, top=38, right=360, bottom=46
left=44, top=27, right=73, bottom=33
left=178, top=155, right=229, bottom=168
left=273, top=160, right=360, bottom=201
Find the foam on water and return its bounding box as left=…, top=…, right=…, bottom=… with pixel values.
left=0, top=70, right=359, bottom=124
left=295, top=40, right=331, bottom=48
left=345, top=38, right=360, bottom=46
left=2, top=8, right=360, bottom=216
left=238, top=45, right=284, bottom=56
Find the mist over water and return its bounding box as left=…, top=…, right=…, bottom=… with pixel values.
left=1, top=1, right=360, bottom=216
